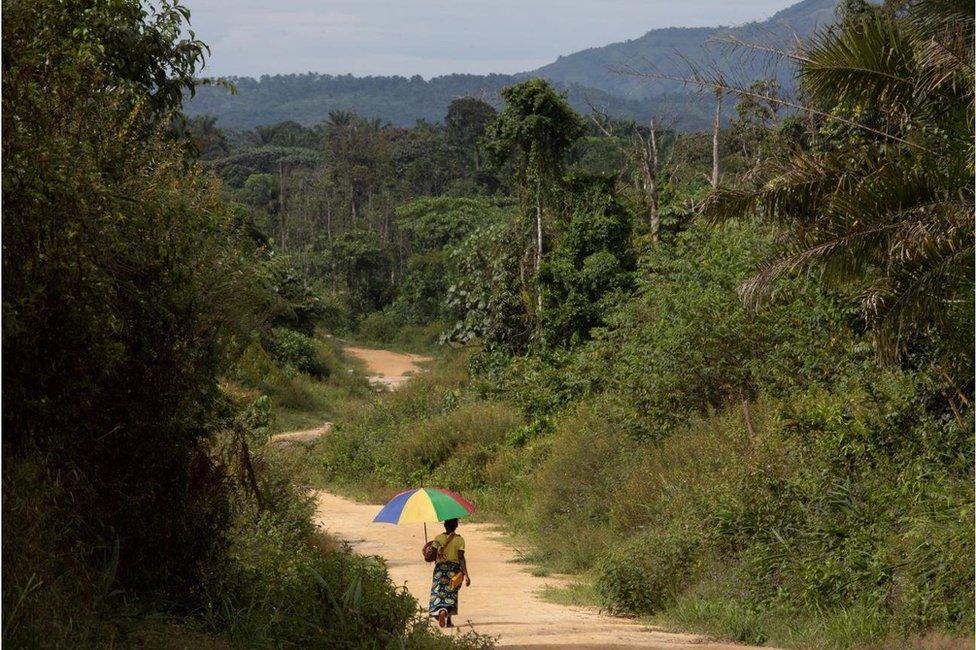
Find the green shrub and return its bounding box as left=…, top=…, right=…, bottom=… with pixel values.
left=3, top=0, right=243, bottom=597
left=393, top=402, right=518, bottom=475
left=317, top=288, right=356, bottom=333
left=539, top=173, right=635, bottom=347
left=599, top=527, right=703, bottom=615
left=268, top=327, right=332, bottom=378
left=358, top=309, right=402, bottom=344
left=527, top=405, right=630, bottom=570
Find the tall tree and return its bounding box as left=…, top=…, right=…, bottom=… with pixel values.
left=484, top=79, right=585, bottom=312
left=636, top=117, right=662, bottom=240
left=711, top=89, right=722, bottom=188
left=3, top=0, right=254, bottom=592
left=445, top=96, right=497, bottom=171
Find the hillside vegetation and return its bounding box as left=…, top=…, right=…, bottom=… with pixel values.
left=534, top=0, right=838, bottom=98
left=185, top=73, right=689, bottom=129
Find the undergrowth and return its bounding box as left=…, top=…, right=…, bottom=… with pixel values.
left=313, top=223, right=974, bottom=649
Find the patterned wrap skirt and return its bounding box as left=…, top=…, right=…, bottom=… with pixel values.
left=428, top=561, right=462, bottom=616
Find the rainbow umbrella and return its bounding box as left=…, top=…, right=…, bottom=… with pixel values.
left=373, top=487, right=475, bottom=541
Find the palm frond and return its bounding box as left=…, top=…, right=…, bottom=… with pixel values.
left=800, top=14, right=918, bottom=112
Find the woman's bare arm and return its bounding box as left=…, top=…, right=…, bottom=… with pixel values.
left=459, top=550, right=471, bottom=586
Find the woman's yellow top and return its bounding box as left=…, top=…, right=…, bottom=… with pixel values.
left=432, top=532, right=465, bottom=564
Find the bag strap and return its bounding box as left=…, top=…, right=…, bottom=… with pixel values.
left=437, top=532, right=456, bottom=561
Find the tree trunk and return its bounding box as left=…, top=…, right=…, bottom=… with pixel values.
left=535, top=180, right=544, bottom=313
left=326, top=202, right=332, bottom=242
left=639, top=118, right=660, bottom=241
left=350, top=180, right=357, bottom=226
left=711, top=89, right=722, bottom=189
left=278, top=162, right=288, bottom=251
left=649, top=118, right=659, bottom=231
left=236, top=424, right=264, bottom=511
left=741, top=395, right=756, bottom=437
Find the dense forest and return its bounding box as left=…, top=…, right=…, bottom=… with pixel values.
left=184, top=72, right=707, bottom=129
left=3, top=0, right=973, bottom=648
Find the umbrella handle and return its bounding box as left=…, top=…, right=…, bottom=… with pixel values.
left=424, top=522, right=428, bottom=544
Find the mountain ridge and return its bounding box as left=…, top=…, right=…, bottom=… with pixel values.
left=185, top=0, right=839, bottom=130
left=527, top=0, right=838, bottom=99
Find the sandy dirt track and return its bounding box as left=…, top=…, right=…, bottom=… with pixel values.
left=311, top=345, right=754, bottom=648
left=314, top=491, right=748, bottom=649
left=343, top=345, right=432, bottom=390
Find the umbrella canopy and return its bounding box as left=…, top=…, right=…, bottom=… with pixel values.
left=373, top=487, right=474, bottom=524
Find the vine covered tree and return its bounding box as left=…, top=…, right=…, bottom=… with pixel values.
left=484, top=79, right=585, bottom=312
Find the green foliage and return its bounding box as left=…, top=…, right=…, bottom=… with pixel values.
left=388, top=197, right=516, bottom=326
left=444, top=219, right=531, bottom=350
left=397, top=196, right=513, bottom=254
left=539, top=174, right=635, bottom=346
left=241, top=172, right=280, bottom=210
left=3, top=0, right=246, bottom=595
left=599, top=528, right=700, bottom=615
left=484, top=79, right=585, bottom=188
left=268, top=328, right=331, bottom=378
left=707, top=0, right=975, bottom=366
left=320, top=229, right=396, bottom=315
left=568, top=136, right=630, bottom=174
left=587, top=220, right=856, bottom=439
left=446, top=97, right=497, bottom=171
left=267, top=254, right=330, bottom=334
left=527, top=407, right=628, bottom=571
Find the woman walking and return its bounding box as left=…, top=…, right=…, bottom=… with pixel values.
left=428, top=518, right=470, bottom=628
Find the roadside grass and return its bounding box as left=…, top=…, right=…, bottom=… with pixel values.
left=651, top=593, right=903, bottom=649
left=663, top=608, right=975, bottom=650
left=539, top=581, right=602, bottom=608
left=230, top=332, right=376, bottom=435
left=356, top=316, right=447, bottom=354
left=271, top=374, right=370, bottom=433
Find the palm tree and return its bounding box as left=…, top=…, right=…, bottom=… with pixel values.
left=706, top=0, right=974, bottom=361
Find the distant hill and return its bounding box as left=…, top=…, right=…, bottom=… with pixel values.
left=529, top=0, right=839, bottom=99
left=185, top=0, right=839, bottom=131
left=186, top=73, right=704, bottom=129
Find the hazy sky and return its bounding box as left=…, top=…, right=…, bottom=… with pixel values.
left=188, top=0, right=798, bottom=79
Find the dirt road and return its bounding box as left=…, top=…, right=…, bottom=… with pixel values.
left=343, top=345, right=432, bottom=390
left=315, top=492, right=746, bottom=649
left=312, top=345, right=749, bottom=648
